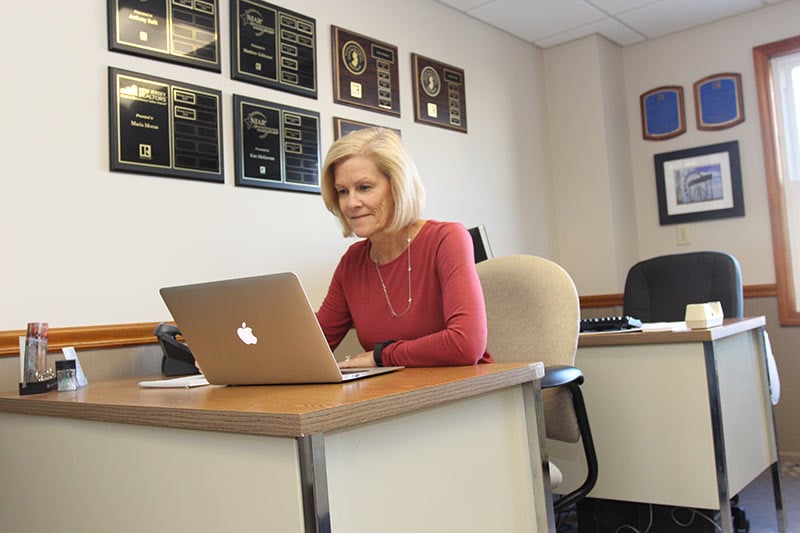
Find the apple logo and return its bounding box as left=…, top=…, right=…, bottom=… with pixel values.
left=237, top=322, right=258, bottom=345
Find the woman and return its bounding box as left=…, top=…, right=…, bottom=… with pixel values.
left=316, top=127, right=492, bottom=368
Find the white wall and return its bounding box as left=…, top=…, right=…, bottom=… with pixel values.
left=621, top=0, right=800, bottom=288
left=543, top=0, right=800, bottom=296
left=543, top=36, right=638, bottom=297
left=0, top=0, right=549, bottom=331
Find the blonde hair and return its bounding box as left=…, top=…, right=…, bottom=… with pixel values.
left=320, top=128, right=426, bottom=237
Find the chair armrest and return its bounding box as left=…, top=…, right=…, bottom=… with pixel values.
left=542, top=365, right=584, bottom=389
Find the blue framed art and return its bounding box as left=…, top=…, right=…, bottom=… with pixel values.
left=640, top=85, right=686, bottom=141
left=693, top=73, right=744, bottom=131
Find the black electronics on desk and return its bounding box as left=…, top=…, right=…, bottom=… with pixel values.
left=153, top=323, right=200, bottom=376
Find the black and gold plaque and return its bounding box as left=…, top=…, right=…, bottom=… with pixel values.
left=412, top=54, right=467, bottom=133
left=332, top=27, right=400, bottom=117
left=108, top=67, right=223, bottom=182
left=231, top=0, right=317, bottom=98
left=233, top=94, right=321, bottom=193
left=333, top=117, right=401, bottom=140
left=108, top=0, right=220, bottom=72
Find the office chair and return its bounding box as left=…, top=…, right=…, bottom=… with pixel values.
left=476, top=255, right=598, bottom=517
left=623, top=251, right=743, bottom=321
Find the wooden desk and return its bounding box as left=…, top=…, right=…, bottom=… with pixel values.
left=0, top=363, right=554, bottom=532
left=554, top=317, right=785, bottom=532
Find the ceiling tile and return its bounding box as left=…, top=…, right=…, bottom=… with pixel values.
left=616, top=0, right=767, bottom=38
left=534, top=17, right=647, bottom=48
left=468, top=0, right=607, bottom=42
left=586, top=0, right=662, bottom=15
left=436, top=0, right=490, bottom=10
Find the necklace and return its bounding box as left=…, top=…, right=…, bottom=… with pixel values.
left=373, top=230, right=412, bottom=318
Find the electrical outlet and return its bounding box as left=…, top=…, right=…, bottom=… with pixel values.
left=676, top=224, right=690, bottom=246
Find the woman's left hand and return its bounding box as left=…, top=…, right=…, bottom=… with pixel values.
left=338, top=351, right=377, bottom=368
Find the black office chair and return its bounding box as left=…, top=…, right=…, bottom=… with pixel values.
left=622, top=251, right=743, bottom=322
left=621, top=250, right=750, bottom=531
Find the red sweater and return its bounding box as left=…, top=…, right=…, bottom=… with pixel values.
left=317, top=220, right=492, bottom=366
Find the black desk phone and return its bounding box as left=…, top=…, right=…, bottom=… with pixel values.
left=580, top=315, right=642, bottom=333
left=153, top=323, right=200, bottom=376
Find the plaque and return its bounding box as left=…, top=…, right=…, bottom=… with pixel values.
left=693, top=73, right=744, bottom=131
left=332, top=27, right=400, bottom=116
left=233, top=94, right=321, bottom=193
left=333, top=117, right=400, bottom=140
left=231, top=0, right=317, bottom=98
left=109, top=67, right=223, bottom=182
left=640, top=86, right=686, bottom=141
left=108, top=0, right=220, bottom=72
left=411, top=54, right=467, bottom=133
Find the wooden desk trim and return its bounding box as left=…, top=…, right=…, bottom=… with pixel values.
left=0, top=363, right=542, bottom=438
left=578, top=317, right=766, bottom=347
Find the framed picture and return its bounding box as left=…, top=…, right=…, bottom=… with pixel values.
left=640, top=86, right=686, bottom=141
left=654, top=141, right=744, bottom=225
left=693, top=73, right=744, bottom=131
left=233, top=94, right=320, bottom=194
left=411, top=53, right=467, bottom=133
left=331, top=26, right=400, bottom=116
left=230, top=0, right=317, bottom=98
left=333, top=117, right=400, bottom=140
left=107, top=0, right=221, bottom=72
left=108, top=67, right=223, bottom=183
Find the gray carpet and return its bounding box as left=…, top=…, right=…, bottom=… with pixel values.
left=556, top=463, right=799, bottom=532
left=736, top=462, right=799, bottom=532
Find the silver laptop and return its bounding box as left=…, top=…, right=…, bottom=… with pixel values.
left=159, top=273, right=403, bottom=385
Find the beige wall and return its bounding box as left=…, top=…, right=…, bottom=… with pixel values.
left=0, top=0, right=551, bottom=331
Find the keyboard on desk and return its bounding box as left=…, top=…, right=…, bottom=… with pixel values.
left=580, top=315, right=642, bottom=332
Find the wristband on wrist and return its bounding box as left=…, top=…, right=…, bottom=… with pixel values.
left=373, top=340, right=395, bottom=367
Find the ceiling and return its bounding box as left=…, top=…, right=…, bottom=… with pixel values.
left=435, top=0, right=788, bottom=48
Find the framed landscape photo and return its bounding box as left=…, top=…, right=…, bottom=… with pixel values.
left=654, top=141, right=744, bottom=225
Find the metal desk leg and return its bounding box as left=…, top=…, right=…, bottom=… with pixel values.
left=703, top=341, right=733, bottom=533
left=522, top=379, right=556, bottom=532
left=298, top=433, right=332, bottom=533
left=758, top=326, right=788, bottom=533
left=770, top=461, right=788, bottom=532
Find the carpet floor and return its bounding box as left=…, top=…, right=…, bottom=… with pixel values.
left=556, top=462, right=799, bottom=532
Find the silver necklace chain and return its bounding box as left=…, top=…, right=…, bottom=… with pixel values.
left=373, top=232, right=412, bottom=318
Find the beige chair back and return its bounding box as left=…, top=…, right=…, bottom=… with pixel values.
left=477, top=255, right=581, bottom=442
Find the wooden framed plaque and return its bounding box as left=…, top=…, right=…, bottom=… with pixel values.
left=640, top=86, right=686, bottom=141
left=233, top=94, right=321, bottom=194
left=108, top=0, right=220, bottom=72
left=230, top=0, right=317, bottom=98
left=108, top=67, right=223, bottom=182
left=693, top=73, right=744, bottom=131
left=332, top=26, right=400, bottom=116
left=411, top=54, right=467, bottom=133
left=333, top=117, right=401, bottom=140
